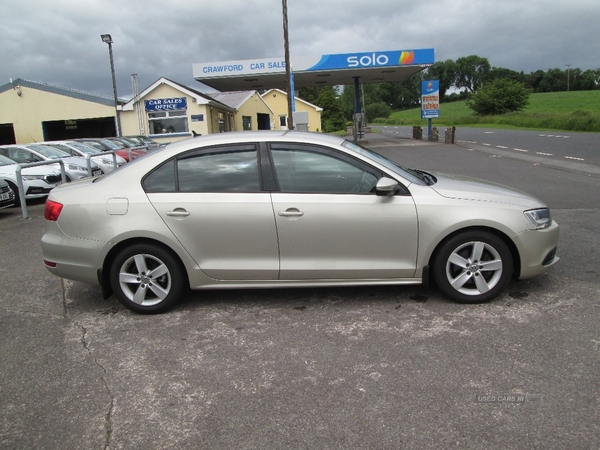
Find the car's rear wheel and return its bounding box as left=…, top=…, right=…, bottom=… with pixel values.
left=109, top=243, right=185, bottom=314
left=432, top=230, right=513, bottom=304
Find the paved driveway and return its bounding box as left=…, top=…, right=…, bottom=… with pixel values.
left=1, top=134, right=598, bottom=449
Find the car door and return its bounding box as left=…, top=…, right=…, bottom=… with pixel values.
left=269, top=143, right=419, bottom=280
left=144, top=144, right=280, bottom=281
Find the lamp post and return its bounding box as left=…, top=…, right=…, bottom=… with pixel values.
left=101, top=34, right=122, bottom=137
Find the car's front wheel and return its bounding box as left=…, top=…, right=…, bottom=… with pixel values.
left=432, top=230, right=513, bottom=303
left=109, top=243, right=186, bottom=314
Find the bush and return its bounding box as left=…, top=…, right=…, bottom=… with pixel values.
left=366, top=102, right=392, bottom=121
left=467, top=79, right=530, bottom=115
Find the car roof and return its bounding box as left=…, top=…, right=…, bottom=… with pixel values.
left=164, top=131, right=346, bottom=153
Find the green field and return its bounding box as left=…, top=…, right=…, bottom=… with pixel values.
left=375, top=90, right=600, bottom=132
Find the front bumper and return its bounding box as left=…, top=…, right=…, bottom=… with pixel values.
left=515, top=220, right=560, bottom=279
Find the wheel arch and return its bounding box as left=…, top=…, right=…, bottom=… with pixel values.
left=428, top=226, right=521, bottom=279
left=99, top=237, right=190, bottom=299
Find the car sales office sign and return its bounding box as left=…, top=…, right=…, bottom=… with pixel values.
left=145, top=97, right=187, bottom=111
left=421, top=80, right=440, bottom=119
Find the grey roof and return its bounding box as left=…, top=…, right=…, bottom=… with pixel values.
left=0, top=78, right=121, bottom=106
left=206, top=91, right=255, bottom=109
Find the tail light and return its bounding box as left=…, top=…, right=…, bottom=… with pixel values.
left=44, top=200, right=63, bottom=221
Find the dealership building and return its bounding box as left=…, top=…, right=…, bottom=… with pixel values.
left=0, top=48, right=433, bottom=145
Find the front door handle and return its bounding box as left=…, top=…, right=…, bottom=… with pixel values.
left=278, top=208, right=304, bottom=217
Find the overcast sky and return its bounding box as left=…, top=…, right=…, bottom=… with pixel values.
left=1, top=0, right=599, bottom=98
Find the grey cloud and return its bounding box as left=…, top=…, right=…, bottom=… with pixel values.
left=1, top=0, right=598, bottom=98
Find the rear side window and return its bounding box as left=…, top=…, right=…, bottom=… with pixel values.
left=143, top=144, right=260, bottom=193
left=144, top=160, right=176, bottom=192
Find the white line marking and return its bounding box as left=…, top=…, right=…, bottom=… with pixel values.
left=497, top=146, right=508, bottom=149
left=483, top=143, right=491, bottom=146
left=565, top=156, right=584, bottom=161
left=536, top=152, right=553, bottom=156
left=514, top=148, right=528, bottom=152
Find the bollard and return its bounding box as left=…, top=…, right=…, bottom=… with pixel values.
left=431, top=127, right=439, bottom=142
left=445, top=127, right=456, bottom=144
left=412, top=126, right=422, bottom=140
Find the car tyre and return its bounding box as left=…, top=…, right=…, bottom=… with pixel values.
left=110, top=243, right=186, bottom=314
left=432, top=230, right=513, bottom=304
left=5, top=181, right=21, bottom=207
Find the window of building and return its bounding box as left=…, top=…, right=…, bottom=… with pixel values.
left=279, top=115, right=287, bottom=128
left=148, top=110, right=188, bottom=135
left=242, top=116, right=252, bottom=131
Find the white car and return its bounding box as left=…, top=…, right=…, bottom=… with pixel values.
left=0, top=154, right=61, bottom=205
left=0, top=144, right=102, bottom=181
left=42, top=141, right=126, bottom=173
left=0, top=178, right=16, bottom=209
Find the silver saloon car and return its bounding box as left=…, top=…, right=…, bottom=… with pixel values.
left=41, top=131, right=559, bottom=314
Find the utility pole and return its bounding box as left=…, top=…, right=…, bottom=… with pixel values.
left=101, top=34, right=121, bottom=137
left=566, top=64, right=571, bottom=91
left=282, top=0, right=294, bottom=130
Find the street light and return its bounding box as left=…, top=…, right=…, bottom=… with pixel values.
left=101, top=34, right=122, bottom=137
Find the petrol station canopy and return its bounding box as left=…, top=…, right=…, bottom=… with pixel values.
left=193, top=48, right=434, bottom=91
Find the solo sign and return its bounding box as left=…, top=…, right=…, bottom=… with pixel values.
left=421, top=80, right=440, bottom=119
left=145, top=97, right=187, bottom=111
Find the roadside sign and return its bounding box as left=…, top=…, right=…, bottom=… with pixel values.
left=421, top=80, right=440, bottom=119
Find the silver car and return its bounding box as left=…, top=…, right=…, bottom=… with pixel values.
left=0, top=144, right=102, bottom=180
left=42, top=131, right=559, bottom=314
left=42, top=141, right=127, bottom=173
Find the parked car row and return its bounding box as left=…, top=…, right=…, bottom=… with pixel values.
left=0, top=136, right=161, bottom=208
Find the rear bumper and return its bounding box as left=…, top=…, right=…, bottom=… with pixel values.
left=41, top=222, right=110, bottom=285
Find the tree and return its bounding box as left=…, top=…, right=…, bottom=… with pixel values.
left=538, top=68, right=566, bottom=92
left=488, top=67, right=525, bottom=84
left=426, top=59, right=457, bottom=99
left=313, top=86, right=345, bottom=132
left=466, top=79, right=530, bottom=115
left=577, top=69, right=597, bottom=91
left=593, top=69, right=600, bottom=88
left=297, top=86, right=324, bottom=104
left=455, top=55, right=491, bottom=93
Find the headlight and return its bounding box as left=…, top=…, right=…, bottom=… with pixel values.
left=524, top=208, right=551, bottom=229
left=67, top=163, right=87, bottom=171
left=21, top=175, right=45, bottom=181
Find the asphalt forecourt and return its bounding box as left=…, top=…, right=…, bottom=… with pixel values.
left=1, top=135, right=598, bottom=448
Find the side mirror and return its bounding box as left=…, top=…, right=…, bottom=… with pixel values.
left=375, top=177, right=398, bottom=196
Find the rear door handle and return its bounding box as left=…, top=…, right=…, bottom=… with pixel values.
left=166, top=208, right=190, bottom=218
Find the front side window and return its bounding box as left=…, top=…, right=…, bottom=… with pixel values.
left=270, top=145, right=379, bottom=194
left=144, top=145, right=260, bottom=193
left=148, top=110, right=189, bottom=135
